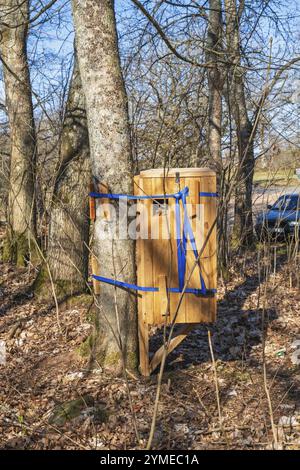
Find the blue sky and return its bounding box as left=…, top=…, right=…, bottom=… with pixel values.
left=0, top=0, right=299, bottom=146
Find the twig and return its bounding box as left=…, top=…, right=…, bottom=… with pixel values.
left=261, top=272, right=278, bottom=449
left=207, top=330, right=223, bottom=430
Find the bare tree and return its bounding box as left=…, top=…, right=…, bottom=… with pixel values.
left=72, top=0, right=137, bottom=372
left=0, top=0, right=37, bottom=265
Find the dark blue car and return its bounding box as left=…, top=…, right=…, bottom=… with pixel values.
left=255, top=193, right=300, bottom=239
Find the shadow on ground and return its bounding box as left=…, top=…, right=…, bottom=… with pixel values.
left=149, top=251, right=291, bottom=372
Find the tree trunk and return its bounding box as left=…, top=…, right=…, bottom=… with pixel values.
left=224, top=0, right=255, bottom=248
left=72, top=0, right=138, bottom=373
left=0, top=0, right=37, bottom=265
left=35, top=55, right=90, bottom=299
left=206, top=0, right=224, bottom=180
left=206, top=0, right=230, bottom=268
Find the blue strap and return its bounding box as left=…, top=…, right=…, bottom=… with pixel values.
left=175, top=192, right=185, bottom=292
left=92, top=274, right=216, bottom=296
left=89, top=191, right=183, bottom=200
left=181, top=190, right=207, bottom=295
left=90, top=186, right=216, bottom=296
left=168, top=287, right=216, bottom=295
left=92, top=275, right=157, bottom=292
left=199, top=192, right=218, bottom=197
left=90, top=191, right=218, bottom=199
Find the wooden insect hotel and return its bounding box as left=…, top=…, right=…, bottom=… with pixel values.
left=90, top=168, right=217, bottom=376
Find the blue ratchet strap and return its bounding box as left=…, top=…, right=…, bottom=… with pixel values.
left=90, top=191, right=218, bottom=199
left=89, top=191, right=183, bottom=200
left=174, top=187, right=206, bottom=294
left=90, top=187, right=217, bottom=296
left=91, top=275, right=216, bottom=295
left=199, top=192, right=218, bottom=198
left=91, top=275, right=157, bottom=292
left=182, top=188, right=207, bottom=295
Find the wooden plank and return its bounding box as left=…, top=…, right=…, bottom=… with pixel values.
left=165, top=175, right=178, bottom=323
left=134, top=175, right=150, bottom=376
left=207, top=174, right=217, bottom=322
left=149, top=323, right=196, bottom=374
left=139, top=176, right=154, bottom=325
left=200, top=175, right=217, bottom=291
left=140, top=168, right=216, bottom=178
left=185, top=177, right=202, bottom=323
left=186, top=177, right=200, bottom=288
left=199, top=175, right=217, bottom=322
left=164, top=174, right=186, bottom=324
left=134, top=175, right=143, bottom=335
left=134, top=176, right=142, bottom=282
left=160, top=175, right=174, bottom=324
left=176, top=176, right=187, bottom=323
left=153, top=177, right=168, bottom=324
left=89, top=182, right=96, bottom=221
left=158, top=274, right=169, bottom=320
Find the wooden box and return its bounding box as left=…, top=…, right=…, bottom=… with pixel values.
left=134, top=167, right=217, bottom=327
left=134, top=168, right=217, bottom=375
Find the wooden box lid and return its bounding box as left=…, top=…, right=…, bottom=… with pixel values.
left=139, top=168, right=216, bottom=178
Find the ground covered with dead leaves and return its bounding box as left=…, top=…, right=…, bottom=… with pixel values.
left=0, top=248, right=300, bottom=450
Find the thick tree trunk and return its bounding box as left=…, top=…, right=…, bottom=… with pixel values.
left=0, top=0, right=37, bottom=265
left=225, top=0, right=255, bottom=248
left=35, top=56, right=90, bottom=298
left=206, top=0, right=224, bottom=180
left=72, top=0, right=137, bottom=372
left=206, top=0, right=229, bottom=268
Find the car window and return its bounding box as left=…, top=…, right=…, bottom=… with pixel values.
left=272, top=196, right=299, bottom=211
left=288, top=197, right=299, bottom=210
left=272, top=196, right=289, bottom=210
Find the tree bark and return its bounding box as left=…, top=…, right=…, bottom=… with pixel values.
left=35, top=55, right=90, bottom=298
left=206, top=0, right=224, bottom=179
left=206, top=0, right=230, bottom=268
left=72, top=0, right=137, bottom=372
left=224, top=0, right=255, bottom=248
left=0, top=0, right=37, bottom=265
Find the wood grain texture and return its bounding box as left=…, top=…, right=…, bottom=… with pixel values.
left=135, top=168, right=217, bottom=374
left=136, top=169, right=217, bottom=326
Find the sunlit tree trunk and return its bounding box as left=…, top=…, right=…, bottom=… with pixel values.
left=206, top=0, right=231, bottom=268
left=225, top=0, right=255, bottom=248
left=72, top=0, right=137, bottom=373
left=35, top=55, right=90, bottom=298
left=0, top=0, right=37, bottom=265
left=206, top=0, right=224, bottom=179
